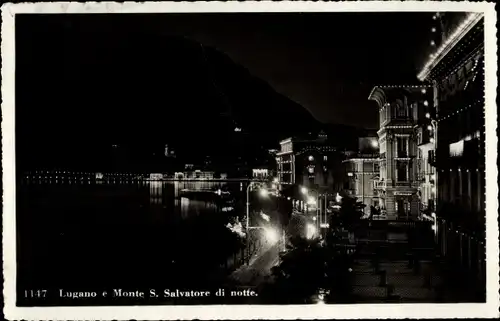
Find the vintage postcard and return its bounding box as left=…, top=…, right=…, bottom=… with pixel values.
left=2, top=1, right=499, bottom=319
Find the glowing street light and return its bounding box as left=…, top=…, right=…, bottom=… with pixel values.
left=259, top=188, right=268, bottom=197
left=306, top=223, right=317, bottom=240
left=264, top=228, right=279, bottom=244
left=425, top=112, right=431, bottom=118
left=246, top=182, right=267, bottom=231
left=301, top=187, right=308, bottom=194
left=371, top=140, right=379, bottom=148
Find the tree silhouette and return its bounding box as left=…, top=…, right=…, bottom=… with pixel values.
left=330, top=196, right=364, bottom=231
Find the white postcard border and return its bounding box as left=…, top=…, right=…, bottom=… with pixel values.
left=2, top=1, right=498, bottom=320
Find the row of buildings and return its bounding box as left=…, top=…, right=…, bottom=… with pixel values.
left=272, top=12, right=487, bottom=293
left=273, top=12, right=485, bottom=231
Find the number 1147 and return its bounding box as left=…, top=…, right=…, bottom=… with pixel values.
left=24, top=290, right=47, bottom=298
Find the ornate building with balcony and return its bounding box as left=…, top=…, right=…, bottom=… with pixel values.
left=418, top=12, right=485, bottom=231
left=343, top=136, right=380, bottom=214
left=417, top=12, right=486, bottom=295
left=368, top=85, right=432, bottom=220
left=276, top=131, right=344, bottom=194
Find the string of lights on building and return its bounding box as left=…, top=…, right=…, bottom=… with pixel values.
left=436, top=99, right=483, bottom=122
left=428, top=29, right=484, bottom=81
left=418, top=12, right=484, bottom=81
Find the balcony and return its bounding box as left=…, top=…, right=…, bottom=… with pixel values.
left=394, top=181, right=420, bottom=188
left=374, top=180, right=386, bottom=190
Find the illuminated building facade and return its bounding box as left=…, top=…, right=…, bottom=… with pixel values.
left=417, top=12, right=485, bottom=289
left=342, top=136, right=380, bottom=214
left=368, top=85, right=432, bottom=220
left=418, top=12, right=485, bottom=228
left=276, top=131, right=344, bottom=194
left=252, top=168, right=269, bottom=179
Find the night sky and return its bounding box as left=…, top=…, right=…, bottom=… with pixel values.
left=146, top=12, right=436, bottom=128
left=15, top=12, right=438, bottom=169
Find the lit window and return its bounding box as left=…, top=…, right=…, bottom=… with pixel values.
left=323, top=156, right=328, bottom=161
left=449, top=140, right=464, bottom=157
left=308, top=167, right=314, bottom=174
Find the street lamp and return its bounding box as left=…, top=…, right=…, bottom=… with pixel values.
left=246, top=182, right=267, bottom=231
left=301, top=186, right=308, bottom=195
left=245, top=181, right=272, bottom=265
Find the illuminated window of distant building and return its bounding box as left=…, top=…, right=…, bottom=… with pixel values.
left=308, top=155, right=314, bottom=162
left=308, top=167, right=314, bottom=174
left=323, top=155, right=328, bottom=161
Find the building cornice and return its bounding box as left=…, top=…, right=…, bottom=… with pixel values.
left=417, top=12, right=484, bottom=81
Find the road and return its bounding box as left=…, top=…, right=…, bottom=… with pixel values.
left=223, top=240, right=281, bottom=303
left=228, top=241, right=280, bottom=285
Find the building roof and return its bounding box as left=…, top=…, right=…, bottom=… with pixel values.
left=368, top=85, right=431, bottom=109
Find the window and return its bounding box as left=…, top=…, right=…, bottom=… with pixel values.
left=449, top=140, right=464, bottom=157
left=397, top=137, right=408, bottom=158
left=395, top=100, right=407, bottom=118
left=323, top=155, right=328, bottom=161
left=308, top=166, right=314, bottom=174
left=396, top=161, right=408, bottom=182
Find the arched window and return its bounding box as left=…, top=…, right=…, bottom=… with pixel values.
left=395, top=99, right=407, bottom=118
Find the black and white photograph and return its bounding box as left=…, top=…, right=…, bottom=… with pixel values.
left=2, top=1, right=498, bottom=319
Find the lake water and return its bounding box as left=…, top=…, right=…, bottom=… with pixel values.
left=16, top=179, right=248, bottom=304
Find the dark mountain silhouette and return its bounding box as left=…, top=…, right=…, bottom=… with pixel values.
left=15, top=16, right=362, bottom=172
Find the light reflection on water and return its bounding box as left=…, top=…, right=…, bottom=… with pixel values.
left=20, top=179, right=242, bottom=221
